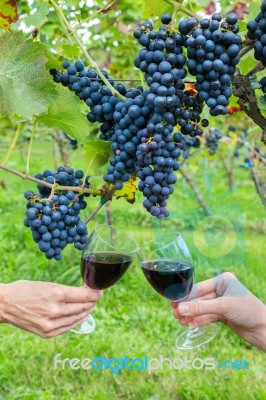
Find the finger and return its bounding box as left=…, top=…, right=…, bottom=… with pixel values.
left=43, top=314, right=89, bottom=338
left=51, top=308, right=95, bottom=331
left=185, top=278, right=218, bottom=301
left=177, top=298, right=228, bottom=317
left=49, top=302, right=96, bottom=319
left=172, top=292, right=217, bottom=317
left=58, top=286, right=103, bottom=303
left=178, top=314, right=222, bottom=327
left=184, top=316, right=197, bottom=329
left=173, top=311, right=197, bottom=328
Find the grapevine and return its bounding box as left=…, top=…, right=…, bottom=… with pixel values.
left=1, top=1, right=266, bottom=261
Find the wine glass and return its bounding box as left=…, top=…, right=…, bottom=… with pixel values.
left=138, top=232, right=219, bottom=349
left=71, top=224, right=137, bottom=334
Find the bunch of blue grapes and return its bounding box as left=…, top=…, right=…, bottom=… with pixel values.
left=133, top=13, right=207, bottom=137
left=51, top=61, right=125, bottom=141
left=50, top=13, right=210, bottom=218
left=247, top=0, right=266, bottom=66
left=136, top=129, right=183, bottom=218
left=205, top=127, right=222, bottom=155
left=23, top=167, right=89, bottom=260
left=182, top=13, right=242, bottom=116
left=104, top=89, right=151, bottom=190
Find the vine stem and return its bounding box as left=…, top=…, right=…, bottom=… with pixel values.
left=238, top=139, right=266, bottom=164
left=84, top=202, right=106, bottom=224
left=25, top=121, right=36, bottom=175
left=2, top=124, right=21, bottom=165
left=245, top=61, right=264, bottom=77
left=238, top=44, right=253, bottom=58
left=171, top=5, right=179, bottom=25
left=49, top=0, right=125, bottom=101
left=163, top=0, right=198, bottom=18
left=0, top=163, right=102, bottom=196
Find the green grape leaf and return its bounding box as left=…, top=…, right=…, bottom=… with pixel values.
left=238, top=51, right=257, bottom=75
left=0, top=31, right=56, bottom=119
left=61, top=44, right=81, bottom=60
left=243, top=1, right=261, bottom=24
left=228, top=93, right=241, bottom=108
left=141, top=0, right=172, bottom=19
left=37, top=86, right=92, bottom=143
left=24, top=1, right=49, bottom=27
left=83, top=140, right=112, bottom=176
left=0, top=0, right=18, bottom=30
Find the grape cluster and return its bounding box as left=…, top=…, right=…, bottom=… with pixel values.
left=205, top=127, right=222, bottom=155
left=50, top=13, right=209, bottom=218
left=23, top=167, right=89, bottom=260
left=134, top=14, right=207, bottom=137
left=182, top=13, right=242, bottom=116
left=51, top=61, right=125, bottom=141
left=103, top=88, right=148, bottom=190
left=136, top=130, right=182, bottom=217
left=247, top=0, right=266, bottom=66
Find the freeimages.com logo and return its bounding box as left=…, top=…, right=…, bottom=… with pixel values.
left=54, top=354, right=250, bottom=375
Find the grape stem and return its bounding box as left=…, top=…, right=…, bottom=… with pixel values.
left=25, top=121, right=36, bottom=175
left=1, top=124, right=21, bottom=165
left=48, top=0, right=126, bottom=101
left=48, top=183, right=56, bottom=200
left=163, top=0, right=198, bottom=18
left=0, top=163, right=102, bottom=196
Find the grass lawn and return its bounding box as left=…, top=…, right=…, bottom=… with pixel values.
left=0, top=140, right=265, bottom=399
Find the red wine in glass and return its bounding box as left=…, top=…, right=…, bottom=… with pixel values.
left=82, top=251, right=133, bottom=290
left=71, top=224, right=137, bottom=335
left=141, top=260, right=194, bottom=301
left=138, top=233, right=219, bottom=349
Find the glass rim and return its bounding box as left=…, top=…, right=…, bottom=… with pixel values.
left=92, top=224, right=137, bottom=254
left=138, top=232, right=183, bottom=254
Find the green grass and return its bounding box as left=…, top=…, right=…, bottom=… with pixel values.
left=0, top=141, right=265, bottom=400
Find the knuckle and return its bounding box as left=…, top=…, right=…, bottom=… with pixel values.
left=222, top=271, right=235, bottom=280
left=42, top=320, right=53, bottom=333
left=196, top=301, right=206, bottom=314
left=55, top=287, right=66, bottom=301
left=48, top=305, right=60, bottom=318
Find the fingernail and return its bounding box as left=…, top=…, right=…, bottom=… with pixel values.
left=179, top=304, right=189, bottom=314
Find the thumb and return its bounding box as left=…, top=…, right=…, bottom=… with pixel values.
left=178, top=298, right=226, bottom=317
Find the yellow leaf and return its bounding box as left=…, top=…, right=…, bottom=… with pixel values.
left=114, top=176, right=137, bottom=204
left=0, top=0, right=18, bottom=31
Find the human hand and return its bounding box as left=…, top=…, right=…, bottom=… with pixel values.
left=172, top=272, right=266, bottom=351
left=0, top=280, right=102, bottom=338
